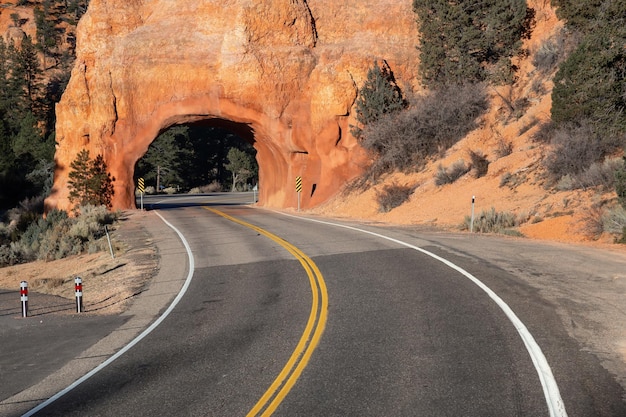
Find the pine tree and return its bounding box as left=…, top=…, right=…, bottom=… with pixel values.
left=68, top=150, right=115, bottom=208
left=351, top=61, right=406, bottom=139
left=551, top=0, right=626, bottom=135
left=135, top=126, right=190, bottom=190
left=34, top=2, right=57, bottom=60
left=413, top=0, right=534, bottom=87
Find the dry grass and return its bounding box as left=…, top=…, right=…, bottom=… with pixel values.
left=0, top=211, right=158, bottom=315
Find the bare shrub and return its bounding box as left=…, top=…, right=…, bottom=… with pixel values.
left=468, top=149, right=489, bottom=178
left=500, top=172, right=513, bottom=187
left=462, top=207, right=519, bottom=234
left=0, top=205, right=118, bottom=266
left=532, top=121, right=557, bottom=144
left=544, top=123, right=624, bottom=182
left=556, top=157, right=624, bottom=190
left=376, top=183, right=415, bottom=213
left=494, top=138, right=513, bottom=158
left=189, top=181, right=223, bottom=194
left=533, top=31, right=567, bottom=73
left=601, top=205, right=626, bottom=236
left=435, top=160, right=470, bottom=186
left=358, top=83, right=488, bottom=185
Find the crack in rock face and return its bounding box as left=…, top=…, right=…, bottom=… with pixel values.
left=46, top=0, right=420, bottom=211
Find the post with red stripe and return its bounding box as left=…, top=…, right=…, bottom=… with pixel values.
left=75, top=277, right=83, bottom=313
left=20, top=281, right=28, bottom=318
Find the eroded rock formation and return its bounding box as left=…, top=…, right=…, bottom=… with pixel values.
left=46, top=0, right=420, bottom=211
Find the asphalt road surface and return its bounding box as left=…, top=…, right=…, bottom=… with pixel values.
left=7, top=194, right=626, bottom=416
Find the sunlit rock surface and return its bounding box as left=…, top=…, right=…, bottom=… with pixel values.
left=46, top=0, right=420, bottom=210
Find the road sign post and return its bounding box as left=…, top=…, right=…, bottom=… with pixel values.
left=296, top=176, right=303, bottom=212
left=138, top=177, right=145, bottom=210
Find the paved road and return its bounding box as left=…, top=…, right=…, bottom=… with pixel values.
left=3, top=194, right=626, bottom=416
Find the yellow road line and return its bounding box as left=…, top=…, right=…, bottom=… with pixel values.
left=203, top=207, right=328, bottom=416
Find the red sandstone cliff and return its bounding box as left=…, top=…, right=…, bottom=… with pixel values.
left=46, top=0, right=421, bottom=211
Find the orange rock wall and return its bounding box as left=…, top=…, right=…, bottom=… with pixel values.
left=46, top=0, right=420, bottom=211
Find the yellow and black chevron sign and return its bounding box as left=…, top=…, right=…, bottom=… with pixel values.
left=295, top=176, right=303, bottom=193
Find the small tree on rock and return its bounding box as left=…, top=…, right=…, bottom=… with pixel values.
left=351, top=61, right=406, bottom=140
left=68, top=149, right=115, bottom=208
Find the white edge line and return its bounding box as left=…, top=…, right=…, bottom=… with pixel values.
left=275, top=211, right=567, bottom=417
left=22, top=210, right=195, bottom=417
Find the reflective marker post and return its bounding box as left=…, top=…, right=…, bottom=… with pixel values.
left=20, top=281, right=28, bottom=318
left=75, top=277, right=83, bottom=313
left=470, top=195, right=475, bottom=233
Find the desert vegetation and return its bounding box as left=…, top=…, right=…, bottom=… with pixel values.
left=347, top=0, right=626, bottom=240
left=0, top=199, right=117, bottom=267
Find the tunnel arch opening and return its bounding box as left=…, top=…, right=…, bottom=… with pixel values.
left=133, top=119, right=259, bottom=197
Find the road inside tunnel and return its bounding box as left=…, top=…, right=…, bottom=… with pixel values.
left=133, top=119, right=260, bottom=197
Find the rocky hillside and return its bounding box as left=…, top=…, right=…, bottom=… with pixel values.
left=2, top=0, right=624, bottom=245
left=313, top=1, right=622, bottom=245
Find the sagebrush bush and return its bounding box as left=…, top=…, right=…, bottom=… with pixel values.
left=463, top=207, right=519, bottom=234
left=356, top=83, right=488, bottom=186
left=532, top=31, right=567, bottom=73
left=601, top=205, right=626, bottom=237
left=495, top=138, right=514, bottom=158
left=376, top=183, right=415, bottom=213
left=468, top=150, right=489, bottom=178
left=435, top=160, right=470, bottom=186
left=556, top=157, right=624, bottom=191
left=0, top=204, right=118, bottom=266
left=544, top=123, right=623, bottom=182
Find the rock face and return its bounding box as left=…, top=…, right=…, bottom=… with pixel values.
left=46, top=0, right=420, bottom=211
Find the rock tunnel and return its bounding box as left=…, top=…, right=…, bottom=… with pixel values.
left=44, top=0, right=420, bottom=212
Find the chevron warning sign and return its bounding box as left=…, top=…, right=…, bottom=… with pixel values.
left=295, top=176, right=302, bottom=193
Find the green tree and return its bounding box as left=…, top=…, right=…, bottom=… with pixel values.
left=225, top=147, right=255, bottom=191
left=68, top=0, right=89, bottom=21
left=135, top=126, right=191, bottom=191
left=551, top=1, right=626, bottom=135
left=68, top=149, right=115, bottom=208
left=34, top=3, right=57, bottom=59
left=351, top=61, right=406, bottom=139
left=551, top=0, right=605, bottom=32
left=413, top=0, right=534, bottom=87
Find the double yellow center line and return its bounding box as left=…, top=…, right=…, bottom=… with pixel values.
left=204, top=208, right=328, bottom=416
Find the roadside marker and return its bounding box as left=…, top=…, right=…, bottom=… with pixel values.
left=296, top=176, right=302, bottom=212
left=20, top=281, right=28, bottom=318
left=75, top=277, right=83, bottom=313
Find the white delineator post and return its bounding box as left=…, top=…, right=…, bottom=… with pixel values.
left=470, top=195, right=475, bottom=233
left=20, top=281, right=28, bottom=318
left=75, top=277, right=83, bottom=313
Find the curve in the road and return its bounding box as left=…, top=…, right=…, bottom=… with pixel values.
left=21, top=211, right=197, bottom=417
left=204, top=207, right=328, bottom=417
left=277, top=211, right=568, bottom=417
